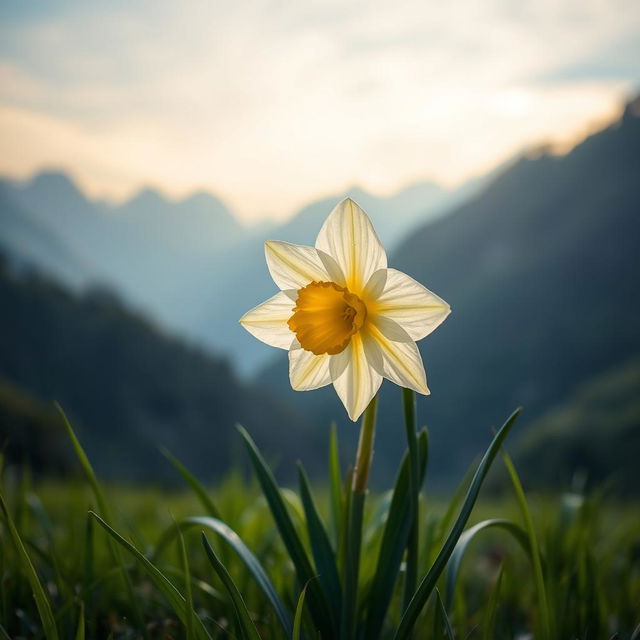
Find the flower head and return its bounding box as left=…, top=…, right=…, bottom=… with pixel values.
left=239, top=198, right=450, bottom=421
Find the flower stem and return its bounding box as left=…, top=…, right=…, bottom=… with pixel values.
left=352, top=395, right=379, bottom=494
left=402, top=388, right=419, bottom=615
left=341, top=395, right=378, bottom=640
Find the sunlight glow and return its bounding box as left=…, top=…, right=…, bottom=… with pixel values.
left=0, top=0, right=638, bottom=221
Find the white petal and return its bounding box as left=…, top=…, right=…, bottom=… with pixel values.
left=289, top=343, right=332, bottom=390
left=372, top=315, right=414, bottom=343
left=315, top=198, right=387, bottom=293
left=329, top=347, right=350, bottom=381
left=265, top=241, right=330, bottom=291
left=362, top=268, right=387, bottom=300
left=368, top=319, right=430, bottom=395
left=374, top=268, right=450, bottom=341
left=360, top=330, right=385, bottom=377
left=331, top=333, right=382, bottom=421
left=239, top=292, right=295, bottom=349
left=317, top=249, right=347, bottom=286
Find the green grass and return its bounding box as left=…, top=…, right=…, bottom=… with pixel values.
left=1, top=409, right=639, bottom=638
left=1, top=475, right=639, bottom=638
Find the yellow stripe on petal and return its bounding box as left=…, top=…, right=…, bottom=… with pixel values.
left=289, top=344, right=332, bottom=391
left=265, top=241, right=331, bottom=291
left=239, top=292, right=296, bottom=349
left=331, top=333, right=382, bottom=421
left=373, top=268, right=450, bottom=341
left=315, top=198, right=387, bottom=294
left=368, top=319, right=430, bottom=395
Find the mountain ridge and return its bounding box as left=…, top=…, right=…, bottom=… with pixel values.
left=255, top=96, right=640, bottom=487
left=0, top=168, right=468, bottom=373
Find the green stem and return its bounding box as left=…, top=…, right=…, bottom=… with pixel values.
left=352, top=396, right=379, bottom=494
left=341, top=395, right=378, bottom=640
left=402, top=388, right=419, bottom=614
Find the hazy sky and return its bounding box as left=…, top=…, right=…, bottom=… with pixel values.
left=1, top=0, right=639, bottom=221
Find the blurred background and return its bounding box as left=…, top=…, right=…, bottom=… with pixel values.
left=1, top=0, right=639, bottom=492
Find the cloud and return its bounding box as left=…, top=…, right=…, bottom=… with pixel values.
left=0, top=0, right=638, bottom=219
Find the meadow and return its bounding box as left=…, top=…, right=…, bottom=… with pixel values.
left=1, top=409, right=639, bottom=639
left=2, top=3, right=639, bottom=639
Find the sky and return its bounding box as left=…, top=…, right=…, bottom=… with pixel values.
left=0, top=0, right=639, bottom=222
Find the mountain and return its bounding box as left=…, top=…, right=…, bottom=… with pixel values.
left=0, top=256, right=318, bottom=482
left=115, top=188, right=245, bottom=252
left=0, top=183, right=93, bottom=288
left=510, top=357, right=640, bottom=495
left=0, top=377, right=74, bottom=476
left=256, top=96, right=640, bottom=488
left=6, top=171, right=109, bottom=274
left=0, top=171, right=466, bottom=374
left=7, top=171, right=245, bottom=256
left=15, top=171, right=97, bottom=230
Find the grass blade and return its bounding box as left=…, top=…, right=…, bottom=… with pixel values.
left=161, top=447, right=221, bottom=519
left=342, top=490, right=365, bottom=640
left=237, top=424, right=333, bottom=638
left=82, top=511, right=94, bottom=617
left=445, top=518, right=529, bottom=609
left=433, top=462, right=476, bottom=558
left=293, top=582, right=310, bottom=640
left=0, top=492, right=59, bottom=640
left=57, top=404, right=146, bottom=635
left=90, top=512, right=213, bottom=640
left=393, top=408, right=521, bottom=640
left=177, top=526, right=195, bottom=640
left=364, top=428, right=428, bottom=639
left=482, top=565, right=503, bottom=640
left=337, top=465, right=353, bottom=578
left=162, top=566, right=226, bottom=605
left=154, top=516, right=292, bottom=637
left=201, top=533, right=261, bottom=640
left=298, top=462, right=342, bottom=627
left=56, top=404, right=108, bottom=516
left=75, top=602, right=85, bottom=640
left=27, top=493, right=71, bottom=607
left=435, top=588, right=455, bottom=640
left=502, top=449, right=552, bottom=640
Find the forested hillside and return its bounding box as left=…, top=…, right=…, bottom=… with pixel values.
left=0, top=257, right=316, bottom=481
left=512, top=357, right=640, bottom=495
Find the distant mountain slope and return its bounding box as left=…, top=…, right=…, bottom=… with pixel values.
left=0, top=257, right=317, bottom=482
left=511, top=357, right=640, bottom=495
left=256, top=97, right=640, bottom=488
left=0, top=184, right=92, bottom=288
left=8, top=171, right=245, bottom=256
left=0, top=378, right=73, bottom=476
left=115, top=187, right=245, bottom=252
left=390, top=97, right=640, bottom=473
left=0, top=171, right=466, bottom=374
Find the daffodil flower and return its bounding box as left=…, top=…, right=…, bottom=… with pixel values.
left=240, top=198, right=450, bottom=421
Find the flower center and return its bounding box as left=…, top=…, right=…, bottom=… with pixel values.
left=288, top=281, right=367, bottom=355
